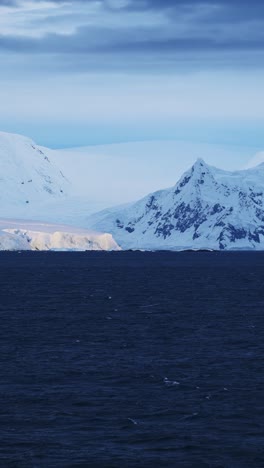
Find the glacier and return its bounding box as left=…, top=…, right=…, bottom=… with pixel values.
left=1, top=129, right=264, bottom=251
left=0, top=131, right=120, bottom=251
left=0, top=220, right=120, bottom=252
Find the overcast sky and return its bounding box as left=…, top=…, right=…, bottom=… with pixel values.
left=0, top=0, right=264, bottom=148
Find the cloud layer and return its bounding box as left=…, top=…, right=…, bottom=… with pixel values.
left=0, top=0, right=263, bottom=71
left=0, top=0, right=263, bottom=148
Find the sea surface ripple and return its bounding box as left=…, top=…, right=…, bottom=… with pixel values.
left=0, top=251, right=263, bottom=467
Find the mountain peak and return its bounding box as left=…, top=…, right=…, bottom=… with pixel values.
left=87, top=159, right=264, bottom=251
left=191, top=158, right=208, bottom=171
left=195, top=157, right=206, bottom=164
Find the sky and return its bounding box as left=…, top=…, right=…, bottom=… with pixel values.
left=0, top=0, right=264, bottom=149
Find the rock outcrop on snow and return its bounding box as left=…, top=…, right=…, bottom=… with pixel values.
left=87, top=159, right=264, bottom=250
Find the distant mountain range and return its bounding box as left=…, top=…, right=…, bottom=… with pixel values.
left=87, top=158, right=264, bottom=250
left=1, top=130, right=264, bottom=250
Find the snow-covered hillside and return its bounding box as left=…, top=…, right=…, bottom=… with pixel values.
left=1, top=129, right=264, bottom=251
left=86, top=159, right=264, bottom=250
left=0, top=130, right=259, bottom=226
left=0, top=131, right=121, bottom=250
left=0, top=131, right=68, bottom=218
left=0, top=219, right=120, bottom=251
left=245, top=151, right=264, bottom=170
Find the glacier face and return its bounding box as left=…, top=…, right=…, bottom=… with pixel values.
left=86, top=159, right=264, bottom=250
left=2, top=129, right=264, bottom=251
left=0, top=131, right=120, bottom=251
left=0, top=220, right=120, bottom=251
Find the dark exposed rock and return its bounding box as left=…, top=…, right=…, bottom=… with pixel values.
left=211, top=204, right=225, bottom=215
left=223, top=225, right=247, bottom=243
left=193, top=232, right=200, bottom=240
left=179, top=176, right=191, bottom=188
left=173, top=202, right=207, bottom=233
left=125, top=227, right=135, bottom=233
left=155, top=223, right=174, bottom=239
left=116, top=219, right=124, bottom=229
left=256, top=209, right=264, bottom=222
left=249, top=231, right=260, bottom=243
left=215, top=220, right=225, bottom=227
left=146, top=196, right=158, bottom=211
left=249, top=190, right=263, bottom=206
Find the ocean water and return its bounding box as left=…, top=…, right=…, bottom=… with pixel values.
left=0, top=251, right=264, bottom=468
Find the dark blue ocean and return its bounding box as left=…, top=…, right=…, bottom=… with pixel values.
left=0, top=251, right=264, bottom=467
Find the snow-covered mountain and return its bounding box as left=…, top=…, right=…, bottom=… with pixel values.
left=0, top=131, right=68, bottom=218
left=0, top=131, right=122, bottom=250
left=0, top=130, right=259, bottom=225
left=2, top=129, right=264, bottom=251
left=86, top=159, right=264, bottom=250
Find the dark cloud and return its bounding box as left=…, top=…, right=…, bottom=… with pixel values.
left=0, top=27, right=264, bottom=57
left=119, top=0, right=264, bottom=11
left=0, top=0, right=264, bottom=73
left=112, top=0, right=264, bottom=25
left=0, top=0, right=17, bottom=5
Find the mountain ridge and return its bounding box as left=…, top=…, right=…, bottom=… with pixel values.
left=86, top=159, right=264, bottom=250
left=1, top=129, right=264, bottom=251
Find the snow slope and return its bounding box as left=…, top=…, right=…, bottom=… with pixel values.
left=0, top=131, right=69, bottom=219
left=1, top=129, right=264, bottom=251
left=0, top=131, right=121, bottom=249
left=0, top=230, right=29, bottom=251
left=86, top=159, right=264, bottom=250
left=245, top=151, right=264, bottom=170
left=0, top=219, right=120, bottom=251
left=0, top=131, right=259, bottom=226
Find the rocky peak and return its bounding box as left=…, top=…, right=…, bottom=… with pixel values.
left=174, top=158, right=215, bottom=197
left=87, top=160, right=264, bottom=251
